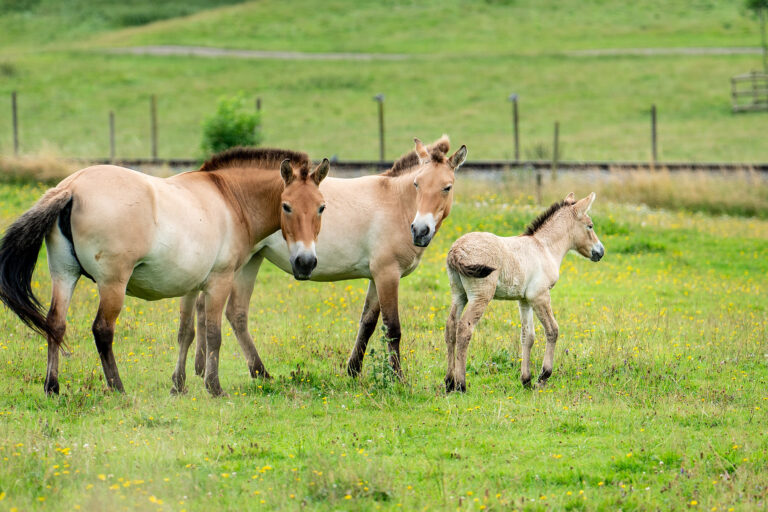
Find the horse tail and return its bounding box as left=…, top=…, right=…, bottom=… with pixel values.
left=0, top=187, right=73, bottom=341
left=446, top=248, right=496, bottom=278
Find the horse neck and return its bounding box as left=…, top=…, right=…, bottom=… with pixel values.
left=214, top=168, right=284, bottom=245
left=531, top=212, right=574, bottom=267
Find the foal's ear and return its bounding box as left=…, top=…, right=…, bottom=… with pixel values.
left=574, top=192, right=596, bottom=217
left=280, top=159, right=295, bottom=186
left=565, top=192, right=576, bottom=203
left=311, top=158, right=330, bottom=185
left=414, top=137, right=430, bottom=165
left=449, top=145, right=468, bottom=170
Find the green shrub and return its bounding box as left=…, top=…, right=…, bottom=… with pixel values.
left=200, top=93, right=262, bottom=156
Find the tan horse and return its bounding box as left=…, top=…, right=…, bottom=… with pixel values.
left=444, top=192, right=605, bottom=392
left=0, top=148, right=329, bottom=396
left=192, top=137, right=466, bottom=379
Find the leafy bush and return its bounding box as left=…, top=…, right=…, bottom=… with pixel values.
left=200, top=94, right=262, bottom=156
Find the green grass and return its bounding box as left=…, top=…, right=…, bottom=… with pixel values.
left=0, top=0, right=767, bottom=162
left=0, top=175, right=766, bottom=510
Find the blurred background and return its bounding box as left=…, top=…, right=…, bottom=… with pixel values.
left=1, top=0, right=767, bottom=165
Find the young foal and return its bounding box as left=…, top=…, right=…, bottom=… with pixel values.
left=192, top=137, right=466, bottom=379
left=0, top=148, right=329, bottom=396
left=444, top=193, right=605, bottom=392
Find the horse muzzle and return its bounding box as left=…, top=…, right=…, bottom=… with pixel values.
left=590, top=242, right=605, bottom=262
left=411, top=213, right=436, bottom=247
left=289, top=242, right=317, bottom=280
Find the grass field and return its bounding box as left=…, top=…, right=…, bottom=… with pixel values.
left=0, top=173, right=766, bottom=511
left=0, top=0, right=767, bottom=162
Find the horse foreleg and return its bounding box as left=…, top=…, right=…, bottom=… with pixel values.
left=373, top=270, right=403, bottom=380
left=532, top=294, right=558, bottom=386
left=452, top=294, right=491, bottom=392
left=193, top=293, right=206, bottom=377
left=171, top=292, right=198, bottom=394
left=518, top=301, right=535, bottom=388
left=92, top=281, right=127, bottom=392
left=44, top=275, right=79, bottom=395
left=203, top=276, right=233, bottom=397
left=225, top=254, right=270, bottom=379
left=346, top=280, right=380, bottom=377
left=444, top=288, right=467, bottom=393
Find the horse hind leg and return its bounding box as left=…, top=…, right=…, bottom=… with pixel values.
left=444, top=271, right=467, bottom=392
left=518, top=301, right=535, bottom=388
left=44, top=274, right=79, bottom=395
left=532, top=295, right=558, bottom=386
left=92, top=281, right=128, bottom=392
left=452, top=292, right=492, bottom=392
left=346, top=280, right=380, bottom=377
left=171, top=292, right=198, bottom=394
left=193, top=293, right=206, bottom=377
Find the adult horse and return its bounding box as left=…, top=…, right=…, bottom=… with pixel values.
left=192, top=137, right=466, bottom=379
left=0, top=148, right=329, bottom=396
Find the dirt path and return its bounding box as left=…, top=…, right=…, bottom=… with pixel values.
left=104, top=45, right=764, bottom=61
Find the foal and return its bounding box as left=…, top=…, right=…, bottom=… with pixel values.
left=444, top=192, right=604, bottom=392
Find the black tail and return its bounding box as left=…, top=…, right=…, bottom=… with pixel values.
left=0, top=188, right=73, bottom=342
left=446, top=249, right=496, bottom=278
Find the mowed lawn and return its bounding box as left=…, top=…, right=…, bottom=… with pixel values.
left=0, top=173, right=766, bottom=511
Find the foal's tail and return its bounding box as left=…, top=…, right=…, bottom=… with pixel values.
left=0, top=187, right=73, bottom=341
left=446, top=248, right=496, bottom=278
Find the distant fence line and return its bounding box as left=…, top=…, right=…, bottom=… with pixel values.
left=71, top=157, right=768, bottom=174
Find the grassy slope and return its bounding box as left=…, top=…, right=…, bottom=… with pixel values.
left=0, top=177, right=766, bottom=510
left=0, top=0, right=766, bottom=161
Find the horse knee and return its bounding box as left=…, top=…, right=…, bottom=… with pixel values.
left=225, top=307, right=247, bottom=332
left=547, top=325, right=559, bottom=343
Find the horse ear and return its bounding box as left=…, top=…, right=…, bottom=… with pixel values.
left=311, top=158, right=330, bottom=185
left=449, top=145, right=467, bottom=170
left=414, top=137, right=430, bottom=165
left=280, top=159, right=295, bottom=186
left=574, top=192, right=596, bottom=217
left=565, top=192, right=576, bottom=203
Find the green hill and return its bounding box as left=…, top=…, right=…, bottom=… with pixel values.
left=0, top=0, right=766, bottom=161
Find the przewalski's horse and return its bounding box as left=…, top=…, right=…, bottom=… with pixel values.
left=0, top=148, right=329, bottom=397
left=444, top=192, right=604, bottom=392
left=192, top=136, right=466, bottom=380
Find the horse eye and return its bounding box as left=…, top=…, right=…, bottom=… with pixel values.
left=443, top=185, right=452, bottom=192
left=282, top=203, right=292, bottom=214
left=318, top=204, right=326, bottom=215
left=413, top=182, right=419, bottom=188
left=587, top=224, right=593, bottom=230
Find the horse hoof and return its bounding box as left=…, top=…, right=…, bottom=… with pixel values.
left=521, top=376, right=532, bottom=389
left=444, top=376, right=455, bottom=393
left=346, top=361, right=362, bottom=378
left=44, top=381, right=60, bottom=396
left=170, top=386, right=187, bottom=396
left=251, top=368, right=272, bottom=380
left=455, top=381, right=467, bottom=393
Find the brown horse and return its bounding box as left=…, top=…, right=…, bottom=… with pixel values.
left=191, top=137, right=466, bottom=380
left=444, top=193, right=605, bottom=392
left=0, top=148, right=329, bottom=396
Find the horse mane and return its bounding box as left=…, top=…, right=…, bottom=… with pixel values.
left=523, top=199, right=575, bottom=236
left=381, top=137, right=451, bottom=177
left=199, top=146, right=311, bottom=179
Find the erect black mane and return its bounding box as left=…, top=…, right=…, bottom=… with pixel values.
left=523, top=199, right=574, bottom=236
left=199, top=147, right=310, bottom=178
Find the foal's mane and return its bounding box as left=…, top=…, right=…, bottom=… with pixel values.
left=199, top=147, right=311, bottom=179
left=381, top=138, right=451, bottom=177
left=523, top=199, right=575, bottom=236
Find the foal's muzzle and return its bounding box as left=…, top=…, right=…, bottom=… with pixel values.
left=411, top=223, right=433, bottom=247
left=590, top=242, right=605, bottom=262
left=291, top=253, right=317, bottom=280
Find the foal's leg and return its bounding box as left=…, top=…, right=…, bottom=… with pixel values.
left=203, top=276, right=234, bottom=397
left=92, top=281, right=128, bottom=392
left=44, top=274, right=79, bottom=395
left=171, top=292, right=198, bottom=394
left=518, top=301, right=535, bottom=388
left=532, top=293, right=559, bottom=386
left=372, top=268, right=403, bottom=379
left=346, top=280, right=380, bottom=377
left=225, top=254, right=270, bottom=379
left=452, top=293, right=491, bottom=392
left=444, top=271, right=467, bottom=392
left=193, top=293, right=206, bottom=377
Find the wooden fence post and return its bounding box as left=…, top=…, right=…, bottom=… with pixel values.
left=11, top=91, right=19, bottom=156
left=551, top=121, right=559, bottom=180
left=651, top=104, right=658, bottom=165
left=150, top=95, right=158, bottom=160
left=374, top=94, right=385, bottom=162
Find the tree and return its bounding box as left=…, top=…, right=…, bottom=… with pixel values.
left=746, top=0, right=768, bottom=72
left=200, top=94, right=262, bottom=156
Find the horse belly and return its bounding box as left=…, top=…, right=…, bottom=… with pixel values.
left=126, top=261, right=209, bottom=300
left=493, top=277, right=525, bottom=301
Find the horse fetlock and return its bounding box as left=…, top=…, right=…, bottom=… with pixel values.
left=346, top=357, right=363, bottom=377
